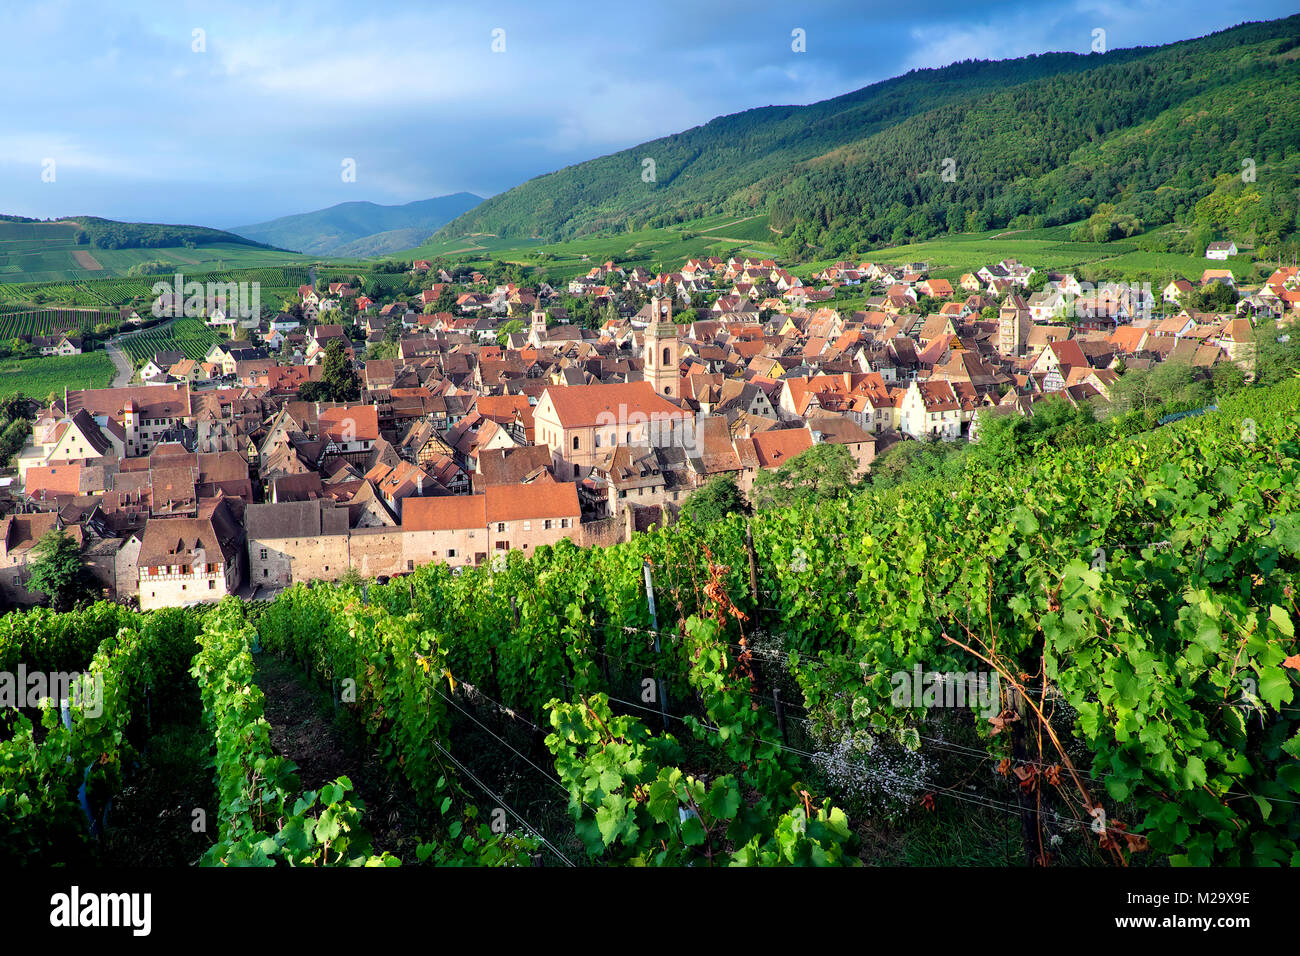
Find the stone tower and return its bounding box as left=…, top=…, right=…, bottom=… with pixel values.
left=644, top=296, right=679, bottom=397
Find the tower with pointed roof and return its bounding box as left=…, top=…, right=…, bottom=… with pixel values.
left=529, top=309, right=547, bottom=348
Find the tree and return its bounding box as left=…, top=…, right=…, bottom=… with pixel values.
left=27, top=529, right=93, bottom=611
left=1254, top=326, right=1300, bottom=386
left=435, top=287, right=458, bottom=312
left=1191, top=281, right=1237, bottom=312
left=752, top=442, right=857, bottom=511
left=300, top=338, right=360, bottom=403
left=680, top=475, right=749, bottom=524
left=496, top=319, right=525, bottom=347
left=867, top=438, right=966, bottom=491
left=0, top=417, right=31, bottom=467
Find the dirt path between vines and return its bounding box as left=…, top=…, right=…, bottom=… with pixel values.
left=254, top=654, right=423, bottom=857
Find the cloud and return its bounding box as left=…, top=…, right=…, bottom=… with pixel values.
left=0, top=0, right=1293, bottom=225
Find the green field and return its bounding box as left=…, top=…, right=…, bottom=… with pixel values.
left=0, top=219, right=315, bottom=284
left=0, top=351, right=115, bottom=401
left=0, top=264, right=319, bottom=310
left=399, top=213, right=783, bottom=282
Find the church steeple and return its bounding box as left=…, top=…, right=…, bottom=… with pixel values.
left=529, top=309, right=547, bottom=347
left=644, top=296, right=679, bottom=397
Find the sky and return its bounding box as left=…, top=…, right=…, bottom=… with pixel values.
left=0, top=0, right=1295, bottom=230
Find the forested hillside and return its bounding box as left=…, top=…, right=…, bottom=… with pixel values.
left=436, top=15, right=1300, bottom=262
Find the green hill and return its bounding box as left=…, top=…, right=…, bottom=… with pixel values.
left=0, top=216, right=304, bottom=284
left=435, top=15, right=1300, bottom=262
left=232, top=193, right=484, bottom=256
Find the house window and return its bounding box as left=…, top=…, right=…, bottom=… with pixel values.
left=560, top=518, right=569, bottom=529
left=523, top=521, right=531, bottom=531
left=209, top=580, right=215, bottom=589
left=407, top=560, right=415, bottom=571
left=497, top=522, right=506, bottom=532
left=544, top=519, right=552, bottom=530
left=572, top=435, right=580, bottom=450
left=259, top=548, right=268, bottom=560
left=447, top=549, right=457, bottom=558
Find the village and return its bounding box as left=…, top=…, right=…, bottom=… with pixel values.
left=1, top=249, right=1293, bottom=613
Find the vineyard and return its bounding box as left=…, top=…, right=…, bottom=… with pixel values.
left=117, top=318, right=223, bottom=365
left=1, top=380, right=1297, bottom=866
left=0, top=265, right=318, bottom=311
left=0, top=308, right=120, bottom=339
left=0, top=279, right=140, bottom=309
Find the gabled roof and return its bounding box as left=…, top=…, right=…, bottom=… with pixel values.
left=66, top=383, right=192, bottom=423
left=138, top=501, right=241, bottom=567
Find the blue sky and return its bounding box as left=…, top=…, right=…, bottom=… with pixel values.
left=1, top=0, right=1294, bottom=229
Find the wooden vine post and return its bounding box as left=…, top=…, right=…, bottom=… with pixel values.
left=643, top=558, right=669, bottom=730
left=745, top=522, right=787, bottom=744
left=1008, top=684, right=1042, bottom=866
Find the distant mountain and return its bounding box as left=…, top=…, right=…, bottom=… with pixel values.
left=232, top=194, right=483, bottom=256
left=436, top=16, right=1300, bottom=260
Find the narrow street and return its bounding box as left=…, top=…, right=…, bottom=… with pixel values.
left=103, top=319, right=173, bottom=386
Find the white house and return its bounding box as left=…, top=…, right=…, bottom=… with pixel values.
left=900, top=380, right=961, bottom=441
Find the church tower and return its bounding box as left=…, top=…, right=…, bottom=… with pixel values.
left=529, top=309, right=547, bottom=348
left=644, top=295, right=679, bottom=397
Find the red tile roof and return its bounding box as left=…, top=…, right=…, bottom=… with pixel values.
left=540, top=382, right=686, bottom=429
left=318, top=405, right=380, bottom=442
left=401, top=495, right=486, bottom=532
left=750, top=429, right=813, bottom=468
left=485, top=482, right=579, bottom=523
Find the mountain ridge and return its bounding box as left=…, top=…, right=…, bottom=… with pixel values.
left=432, top=15, right=1300, bottom=260
left=232, top=193, right=483, bottom=257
